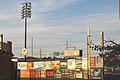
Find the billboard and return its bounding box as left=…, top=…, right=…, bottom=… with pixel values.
left=18, top=62, right=27, bottom=70
left=67, top=59, right=75, bottom=70
left=43, top=61, right=52, bottom=70
left=52, top=61, right=60, bottom=70
left=64, top=50, right=81, bottom=57
left=90, top=57, right=96, bottom=68
left=33, top=61, right=44, bottom=70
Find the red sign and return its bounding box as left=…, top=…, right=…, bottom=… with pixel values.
left=90, top=57, right=96, bottom=68
left=46, top=70, right=54, bottom=78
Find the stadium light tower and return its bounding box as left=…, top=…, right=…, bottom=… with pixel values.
left=21, top=2, right=31, bottom=61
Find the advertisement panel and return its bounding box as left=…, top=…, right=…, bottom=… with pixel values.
left=75, top=69, right=82, bottom=78
left=40, top=70, right=46, bottom=78
left=67, top=59, right=75, bottom=70
left=20, top=70, right=30, bottom=78
left=27, top=62, right=33, bottom=69
left=90, top=57, right=96, bottom=68
left=82, top=58, right=87, bottom=69
left=60, top=60, right=67, bottom=69
left=54, top=69, right=61, bottom=78
left=75, top=59, right=82, bottom=69
left=64, top=50, right=81, bottom=57
left=52, top=61, right=60, bottom=70
left=46, top=70, right=54, bottom=78
left=62, top=69, right=69, bottom=78
left=43, top=61, right=52, bottom=70
left=69, top=70, right=75, bottom=79
left=83, top=69, right=88, bottom=79
left=90, top=68, right=103, bottom=79
left=18, top=62, right=27, bottom=70
left=33, top=61, right=44, bottom=70
left=96, top=57, right=103, bottom=68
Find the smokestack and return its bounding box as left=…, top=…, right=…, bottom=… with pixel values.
left=100, top=32, right=104, bottom=48
left=1, top=33, right=3, bottom=50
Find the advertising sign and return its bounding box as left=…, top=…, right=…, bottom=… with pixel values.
left=90, top=57, right=96, bottom=68
left=75, top=59, right=82, bottom=69
left=18, top=62, right=27, bottom=70
left=46, top=70, right=54, bottom=78
left=75, top=69, right=82, bottom=78
left=82, top=58, right=87, bottom=69
left=60, top=60, right=67, bottom=69
left=54, top=69, right=61, bottom=78
left=43, top=61, right=52, bottom=70
left=52, top=61, right=60, bottom=70
left=20, top=70, right=30, bottom=78
left=90, top=68, right=103, bottom=79
left=41, top=70, right=46, bottom=78
left=27, top=62, right=33, bottom=69
left=33, top=61, right=44, bottom=70
left=64, top=50, right=81, bottom=57
left=96, top=57, right=103, bottom=68
left=62, top=69, right=69, bottom=78
left=67, top=59, right=75, bottom=70
left=69, top=70, right=75, bottom=79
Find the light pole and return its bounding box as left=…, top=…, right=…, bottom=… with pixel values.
left=21, top=2, right=31, bottom=61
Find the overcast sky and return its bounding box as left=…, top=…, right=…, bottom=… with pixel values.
left=0, top=0, right=120, bottom=57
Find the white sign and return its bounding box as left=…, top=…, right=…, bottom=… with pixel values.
left=67, top=59, right=75, bottom=70
left=33, top=61, right=44, bottom=70
left=17, top=62, right=27, bottom=70
left=82, top=58, right=87, bottom=69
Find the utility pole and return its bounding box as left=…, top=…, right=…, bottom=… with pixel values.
left=31, top=37, right=33, bottom=57
left=40, top=48, right=42, bottom=58
left=100, top=32, right=104, bottom=80
left=87, top=25, right=91, bottom=80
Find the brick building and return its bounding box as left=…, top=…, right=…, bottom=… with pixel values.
left=0, top=34, right=16, bottom=80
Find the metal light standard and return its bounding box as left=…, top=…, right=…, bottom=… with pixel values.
left=21, top=2, right=31, bottom=61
